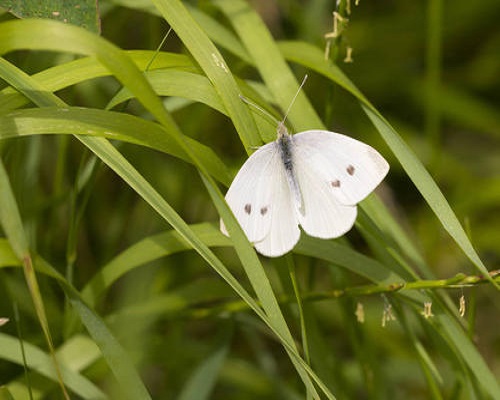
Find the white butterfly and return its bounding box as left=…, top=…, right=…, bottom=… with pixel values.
left=220, top=122, right=389, bottom=257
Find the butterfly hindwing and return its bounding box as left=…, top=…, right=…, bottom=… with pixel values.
left=292, top=130, right=389, bottom=206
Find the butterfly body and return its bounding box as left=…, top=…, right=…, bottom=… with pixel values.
left=277, top=123, right=303, bottom=212
left=221, top=124, right=389, bottom=257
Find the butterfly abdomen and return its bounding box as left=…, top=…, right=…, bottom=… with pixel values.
left=278, top=134, right=303, bottom=212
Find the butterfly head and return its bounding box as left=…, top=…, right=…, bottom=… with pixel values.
left=277, top=121, right=290, bottom=139
left=275, top=75, right=308, bottom=141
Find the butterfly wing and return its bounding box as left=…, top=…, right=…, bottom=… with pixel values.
left=221, top=142, right=300, bottom=257
left=293, top=143, right=358, bottom=239
left=293, top=130, right=389, bottom=206
left=252, top=162, right=301, bottom=257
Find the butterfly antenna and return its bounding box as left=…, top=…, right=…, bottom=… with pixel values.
left=145, top=27, right=172, bottom=71
left=239, top=94, right=280, bottom=125
left=281, top=74, right=308, bottom=125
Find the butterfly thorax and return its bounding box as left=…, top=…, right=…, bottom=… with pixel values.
left=277, top=130, right=293, bottom=172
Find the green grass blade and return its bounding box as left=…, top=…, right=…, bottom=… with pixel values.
left=1, top=0, right=100, bottom=33
left=186, top=4, right=252, bottom=64
left=0, top=50, right=195, bottom=112
left=80, top=223, right=228, bottom=306
left=33, top=259, right=153, bottom=400
left=0, top=48, right=332, bottom=398
left=0, top=161, right=29, bottom=259
left=150, top=1, right=328, bottom=396
left=278, top=40, right=492, bottom=284
left=363, top=106, right=493, bottom=283
left=0, top=107, right=231, bottom=185
left=0, top=160, right=70, bottom=399
left=0, top=333, right=106, bottom=399
left=151, top=0, right=260, bottom=151
left=432, top=307, right=500, bottom=399
left=107, top=70, right=226, bottom=112
left=214, top=0, right=323, bottom=132
left=177, top=338, right=230, bottom=400
left=0, top=386, right=15, bottom=400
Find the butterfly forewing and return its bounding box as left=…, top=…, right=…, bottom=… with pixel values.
left=293, top=142, right=358, bottom=238
left=292, top=130, right=389, bottom=206
left=253, top=162, right=301, bottom=256
left=221, top=142, right=300, bottom=257
left=221, top=143, right=276, bottom=242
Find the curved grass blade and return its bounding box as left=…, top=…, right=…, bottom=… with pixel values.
left=0, top=107, right=231, bottom=185
left=201, top=7, right=500, bottom=394
left=278, top=40, right=493, bottom=285
left=0, top=333, right=106, bottom=400
left=0, top=51, right=196, bottom=112
left=0, top=160, right=71, bottom=400
left=150, top=1, right=327, bottom=397
left=107, top=70, right=226, bottom=112
left=2, top=0, right=100, bottom=33
left=0, top=46, right=333, bottom=398
left=0, top=19, right=173, bottom=130
left=177, top=333, right=231, bottom=400
left=214, top=0, right=322, bottom=133
left=0, top=386, right=15, bottom=400
left=80, top=223, right=229, bottom=307
left=0, top=244, right=152, bottom=400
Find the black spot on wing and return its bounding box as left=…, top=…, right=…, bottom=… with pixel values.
left=244, top=204, right=252, bottom=214
left=330, top=165, right=356, bottom=191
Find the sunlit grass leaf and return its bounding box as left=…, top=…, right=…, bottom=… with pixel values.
left=81, top=223, right=229, bottom=307
left=0, top=333, right=106, bottom=399
left=0, top=3, right=498, bottom=399
left=0, top=36, right=329, bottom=397
left=151, top=1, right=330, bottom=397
left=277, top=39, right=493, bottom=284
left=0, top=386, right=15, bottom=400
left=0, top=159, right=72, bottom=398
left=107, top=70, right=226, bottom=113
left=214, top=0, right=323, bottom=132
left=0, top=241, right=151, bottom=399
left=0, top=107, right=231, bottom=185
left=0, top=0, right=100, bottom=33
left=0, top=51, right=196, bottom=112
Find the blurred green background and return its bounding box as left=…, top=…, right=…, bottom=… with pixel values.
left=0, top=0, right=499, bottom=399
